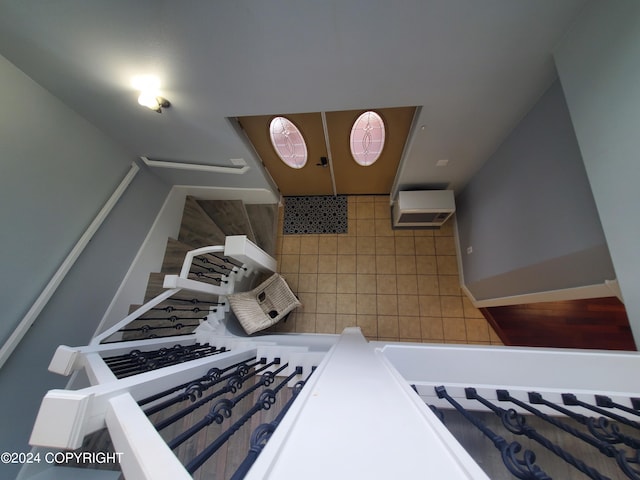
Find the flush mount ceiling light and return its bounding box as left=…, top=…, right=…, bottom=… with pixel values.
left=131, top=74, right=171, bottom=113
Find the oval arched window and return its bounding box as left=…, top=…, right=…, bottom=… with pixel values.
left=350, top=111, right=385, bottom=166
left=269, top=117, right=308, bottom=169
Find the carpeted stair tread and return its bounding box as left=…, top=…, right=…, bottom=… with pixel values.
left=179, top=196, right=226, bottom=248
left=245, top=203, right=278, bottom=256
left=197, top=199, right=257, bottom=243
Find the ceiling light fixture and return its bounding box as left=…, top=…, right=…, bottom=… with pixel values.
left=137, top=92, right=171, bottom=113
left=131, top=75, right=171, bottom=113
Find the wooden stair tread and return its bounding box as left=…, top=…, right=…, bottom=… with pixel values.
left=245, top=204, right=278, bottom=257
left=179, top=196, right=226, bottom=248
left=197, top=199, right=257, bottom=244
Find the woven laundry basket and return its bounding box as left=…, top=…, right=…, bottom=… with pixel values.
left=227, top=273, right=301, bottom=334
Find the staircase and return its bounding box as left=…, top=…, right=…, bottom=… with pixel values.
left=102, top=197, right=279, bottom=343
left=24, top=195, right=640, bottom=479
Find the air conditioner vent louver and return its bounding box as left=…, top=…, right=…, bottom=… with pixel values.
left=393, top=190, right=455, bottom=228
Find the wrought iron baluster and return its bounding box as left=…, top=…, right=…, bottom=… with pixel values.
left=156, top=359, right=276, bottom=432
left=596, top=396, right=640, bottom=419
left=435, top=386, right=551, bottom=480
left=492, top=390, right=612, bottom=480
left=529, top=392, right=640, bottom=479
left=184, top=366, right=303, bottom=474
left=146, top=358, right=273, bottom=418
left=137, top=356, right=252, bottom=407
left=168, top=297, right=224, bottom=306
left=563, top=394, right=640, bottom=431
left=230, top=369, right=315, bottom=480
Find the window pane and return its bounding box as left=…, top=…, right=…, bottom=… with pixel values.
left=269, top=117, right=308, bottom=169
left=350, top=111, right=385, bottom=166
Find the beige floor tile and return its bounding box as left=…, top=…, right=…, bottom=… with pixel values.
left=417, top=275, right=439, bottom=295
left=356, top=294, right=377, bottom=314
left=357, top=254, right=376, bottom=274
left=318, top=254, right=337, bottom=273
left=348, top=199, right=357, bottom=219
left=394, top=227, right=414, bottom=237
left=282, top=235, right=301, bottom=254
left=356, top=219, right=376, bottom=237
left=419, top=295, right=442, bottom=316
left=337, top=236, right=357, bottom=255
left=298, top=292, right=317, bottom=313
left=378, top=315, right=399, bottom=338
left=375, top=236, right=395, bottom=255
left=441, top=296, right=464, bottom=317
left=280, top=273, right=299, bottom=292
left=336, top=314, right=357, bottom=332
left=376, top=255, right=396, bottom=274
left=420, top=316, right=444, bottom=340
left=436, top=255, right=458, bottom=275
left=443, top=317, right=467, bottom=341
left=377, top=295, right=398, bottom=315
left=399, top=316, right=422, bottom=339
left=374, top=195, right=390, bottom=204
left=374, top=203, right=391, bottom=219
left=297, top=273, right=317, bottom=293
left=462, top=296, right=484, bottom=318
left=439, top=275, right=461, bottom=296
left=414, top=237, right=435, bottom=255
left=279, top=254, right=300, bottom=274
left=296, top=313, right=316, bottom=332
left=375, top=218, right=394, bottom=236
left=465, top=317, right=491, bottom=342
left=316, top=293, right=337, bottom=314
left=376, top=274, right=397, bottom=294
left=356, top=274, right=377, bottom=294
left=337, top=273, right=357, bottom=293
left=357, top=236, right=376, bottom=254
left=316, top=313, right=336, bottom=334
left=416, top=255, right=437, bottom=274
left=299, top=254, right=319, bottom=273
left=397, top=294, right=420, bottom=316
left=414, top=228, right=435, bottom=237
left=355, top=195, right=375, bottom=203
left=357, top=314, right=378, bottom=337
left=396, top=275, right=418, bottom=295
left=317, top=273, right=337, bottom=293
left=395, top=236, right=415, bottom=255
left=336, top=293, right=357, bottom=314
left=434, top=220, right=454, bottom=236
left=299, top=236, right=319, bottom=254
left=435, top=236, right=457, bottom=255
left=356, top=202, right=375, bottom=219
left=396, top=255, right=417, bottom=275
left=318, top=236, right=338, bottom=254
left=336, top=254, right=356, bottom=273
left=276, top=313, right=296, bottom=333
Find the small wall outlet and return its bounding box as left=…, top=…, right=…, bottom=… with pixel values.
left=466, top=246, right=473, bottom=254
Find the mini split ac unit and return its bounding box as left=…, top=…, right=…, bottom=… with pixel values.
left=392, top=190, right=456, bottom=228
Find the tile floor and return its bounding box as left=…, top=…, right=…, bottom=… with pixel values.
left=271, top=195, right=502, bottom=345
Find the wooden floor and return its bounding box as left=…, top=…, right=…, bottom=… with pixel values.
left=481, top=297, right=636, bottom=351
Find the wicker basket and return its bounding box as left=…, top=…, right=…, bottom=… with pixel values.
left=227, top=273, right=301, bottom=334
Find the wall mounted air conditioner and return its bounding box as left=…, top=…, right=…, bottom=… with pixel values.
left=392, top=190, right=456, bottom=228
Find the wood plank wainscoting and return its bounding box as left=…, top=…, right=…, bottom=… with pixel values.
left=480, top=297, right=637, bottom=351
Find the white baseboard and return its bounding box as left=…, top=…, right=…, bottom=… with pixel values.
left=463, top=279, right=621, bottom=308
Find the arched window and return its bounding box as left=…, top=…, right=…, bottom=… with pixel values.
left=269, top=117, right=308, bottom=169
left=350, top=111, right=385, bottom=166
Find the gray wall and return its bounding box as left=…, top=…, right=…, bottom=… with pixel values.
left=0, top=54, right=170, bottom=478
left=554, top=0, right=640, bottom=344
left=456, top=80, right=615, bottom=300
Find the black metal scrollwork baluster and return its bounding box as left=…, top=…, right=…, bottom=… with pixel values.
left=435, top=386, right=551, bottom=480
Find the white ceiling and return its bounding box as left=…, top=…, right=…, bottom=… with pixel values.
left=0, top=0, right=588, bottom=193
